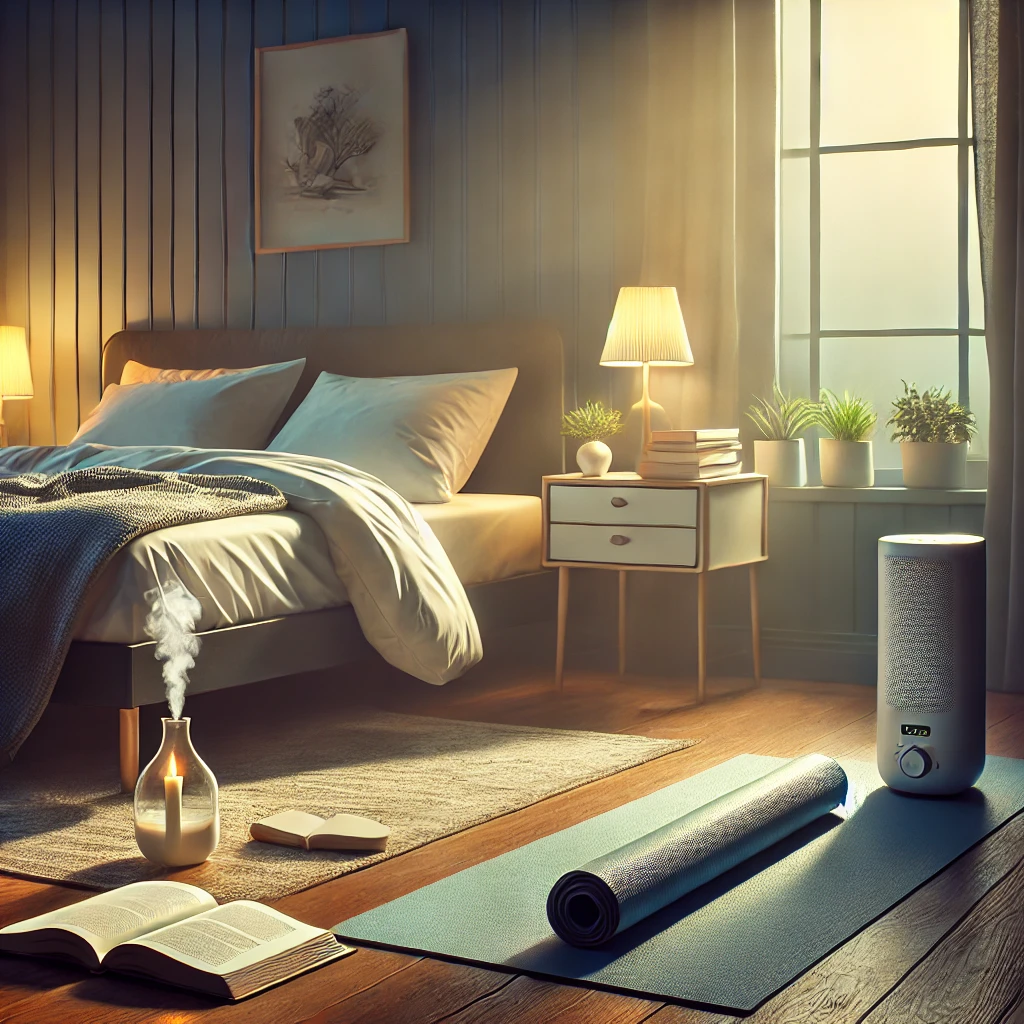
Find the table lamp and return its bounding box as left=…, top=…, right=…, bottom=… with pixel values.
left=599, top=287, right=693, bottom=454
left=0, top=326, right=33, bottom=447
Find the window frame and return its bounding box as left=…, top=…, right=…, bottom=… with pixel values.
left=779, top=0, right=983, bottom=483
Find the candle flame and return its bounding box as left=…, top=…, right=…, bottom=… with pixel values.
left=168, top=753, right=177, bottom=778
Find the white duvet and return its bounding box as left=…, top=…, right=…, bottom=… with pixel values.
left=0, top=444, right=482, bottom=685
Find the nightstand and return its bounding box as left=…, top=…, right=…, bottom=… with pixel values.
left=542, top=471, right=768, bottom=701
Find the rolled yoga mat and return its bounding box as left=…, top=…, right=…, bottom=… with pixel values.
left=337, top=754, right=1024, bottom=1012
left=546, top=752, right=848, bottom=947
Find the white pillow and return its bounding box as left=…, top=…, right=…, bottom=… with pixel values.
left=268, top=367, right=518, bottom=502
left=73, top=359, right=306, bottom=449
left=120, top=359, right=258, bottom=384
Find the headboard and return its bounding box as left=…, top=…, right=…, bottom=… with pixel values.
left=102, top=321, right=565, bottom=496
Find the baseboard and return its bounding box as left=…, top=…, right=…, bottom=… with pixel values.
left=709, top=625, right=877, bottom=686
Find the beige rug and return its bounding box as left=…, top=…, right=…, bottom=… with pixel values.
left=0, top=708, right=695, bottom=902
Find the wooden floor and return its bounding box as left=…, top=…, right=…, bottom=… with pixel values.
left=2, top=664, right=1024, bottom=1024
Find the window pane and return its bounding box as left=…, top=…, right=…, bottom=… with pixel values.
left=780, top=337, right=810, bottom=400
left=969, top=155, right=985, bottom=330
left=781, top=157, right=810, bottom=336
left=820, top=148, right=958, bottom=331
left=781, top=0, right=810, bottom=150
left=820, top=0, right=959, bottom=146
left=969, top=336, right=989, bottom=460
left=820, top=337, right=959, bottom=470
left=968, top=43, right=974, bottom=137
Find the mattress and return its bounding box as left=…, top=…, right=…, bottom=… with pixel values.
left=73, top=493, right=543, bottom=644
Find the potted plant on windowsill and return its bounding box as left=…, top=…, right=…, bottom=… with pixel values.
left=813, top=389, right=876, bottom=487
left=561, top=400, right=624, bottom=477
left=746, top=384, right=815, bottom=487
left=887, top=382, right=977, bottom=489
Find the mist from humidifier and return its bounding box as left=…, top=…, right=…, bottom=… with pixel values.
left=144, top=580, right=203, bottom=719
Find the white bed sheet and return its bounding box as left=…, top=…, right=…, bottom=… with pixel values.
left=74, top=493, right=542, bottom=644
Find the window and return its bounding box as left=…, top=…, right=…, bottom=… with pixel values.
left=779, top=0, right=988, bottom=484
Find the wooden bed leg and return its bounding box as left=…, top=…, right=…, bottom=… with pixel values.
left=119, top=708, right=139, bottom=794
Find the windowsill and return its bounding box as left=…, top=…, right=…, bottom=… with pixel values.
left=770, top=485, right=986, bottom=505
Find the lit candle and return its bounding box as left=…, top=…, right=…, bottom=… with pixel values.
left=164, top=752, right=182, bottom=857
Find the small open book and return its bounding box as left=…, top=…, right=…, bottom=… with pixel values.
left=0, top=881, right=353, bottom=1001
left=250, top=811, right=391, bottom=852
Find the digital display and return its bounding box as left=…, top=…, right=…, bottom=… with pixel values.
left=901, top=724, right=931, bottom=737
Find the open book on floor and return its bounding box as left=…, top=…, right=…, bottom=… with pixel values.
left=250, top=811, right=391, bottom=852
left=0, top=881, right=354, bottom=1001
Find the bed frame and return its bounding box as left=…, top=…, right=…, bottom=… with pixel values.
left=50, top=321, right=565, bottom=790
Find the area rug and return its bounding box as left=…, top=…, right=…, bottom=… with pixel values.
left=0, top=708, right=695, bottom=902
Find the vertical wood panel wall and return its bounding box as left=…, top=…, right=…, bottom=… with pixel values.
left=0, top=0, right=649, bottom=445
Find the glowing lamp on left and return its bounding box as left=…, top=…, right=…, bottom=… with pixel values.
left=134, top=718, right=219, bottom=867
left=0, top=326, right=33, bottom=447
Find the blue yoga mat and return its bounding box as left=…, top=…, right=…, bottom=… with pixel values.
left=335, top=753, right=1024, bottom=1013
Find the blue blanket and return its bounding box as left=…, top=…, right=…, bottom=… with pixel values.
left=0, top=465, right=286, bottom=761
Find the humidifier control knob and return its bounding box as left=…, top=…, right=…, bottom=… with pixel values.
left=899, top=746, right=932, bottom=779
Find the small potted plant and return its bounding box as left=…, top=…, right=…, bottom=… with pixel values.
left=746, top=384, right=815, bottom=486
left=887, top=382, right=977, bottom=489
left=814, top=389, right=876, bottom=487
left=561, top=400, right=624, bottom=477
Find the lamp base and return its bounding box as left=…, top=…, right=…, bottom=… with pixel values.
left=609, top=398, right=673, bottom=471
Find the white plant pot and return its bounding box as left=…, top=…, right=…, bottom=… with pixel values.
left=576, top=440, right=613, bottom=477
left=819, top=438, right=874, bottom=487
left=900, top=441, right=968, bottom=489
left=754, top=438, right=807, bottom=487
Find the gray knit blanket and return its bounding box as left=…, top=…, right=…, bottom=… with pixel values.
left=0, top=466, right=287, bottom=762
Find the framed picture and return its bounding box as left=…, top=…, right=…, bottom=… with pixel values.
left=255, top=28, right=409, bottom=253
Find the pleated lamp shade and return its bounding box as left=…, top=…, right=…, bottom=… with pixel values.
left=0, top=326, right=33, bottom=399
left=599, top=287, right=694, bottom=367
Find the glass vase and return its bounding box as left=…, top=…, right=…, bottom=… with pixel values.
left=133, top=717, right=219, bottom=867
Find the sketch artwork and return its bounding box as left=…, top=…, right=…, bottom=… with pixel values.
left=289, top=85, right=381, bottom=199
left=256, top=29, right=408, bottom=252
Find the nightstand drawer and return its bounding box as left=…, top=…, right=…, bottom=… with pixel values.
left=548, top=484, right=698, bottom=527
left=549, top=523, right=698, bottom=567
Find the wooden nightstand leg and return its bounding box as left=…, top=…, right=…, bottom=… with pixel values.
left=750, top=562, right=762, bottom=686
left=618, top=570, right=627, bottom=676
left=697, top=572, right=707, bottom=704
left=555, top=566, right=570, bottom=692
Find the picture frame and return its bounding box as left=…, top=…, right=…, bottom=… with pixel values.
left=254, top=28, right=409, bottom=254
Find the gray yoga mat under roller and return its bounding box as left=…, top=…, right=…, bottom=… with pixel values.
left=546, top=753, right=848, bottom=947
left=337, top=754, right=1024, bottom=1012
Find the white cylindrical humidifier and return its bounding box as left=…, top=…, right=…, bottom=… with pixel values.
left=876, top=534, right=986, bottom=796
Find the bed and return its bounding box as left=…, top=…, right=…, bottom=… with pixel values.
left=45, top=321, right=565, bottom=789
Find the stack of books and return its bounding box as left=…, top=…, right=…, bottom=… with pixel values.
left=638, top=428, right=742, bottom=481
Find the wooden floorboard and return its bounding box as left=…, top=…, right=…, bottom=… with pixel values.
left=436, top=975, right=663, bottom=1023
left=744, top=813, right=1024, bottom=1024
left=299, top=957, right=515, bottom=1024
left=861, top=855, right=1024, bottom=1024
left=0, top=670, right=1022, bottom=1024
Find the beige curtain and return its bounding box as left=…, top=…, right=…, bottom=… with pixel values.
left=640, top=0, right=776, bottom=431
left=973, top=0, right=1024, bottom=692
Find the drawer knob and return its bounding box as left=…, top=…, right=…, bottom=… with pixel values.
left=610, top=534, right=631, bottom=546
left=610, top=496, right=629, bottom=508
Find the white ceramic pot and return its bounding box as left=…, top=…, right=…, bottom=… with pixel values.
left=576, top=440, right=613, bottom=477
left=900, top=441, right=968, bottom=489
left=754, top=438, right=807, bottom=487
left=819, top=438, right=874, bottom=488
